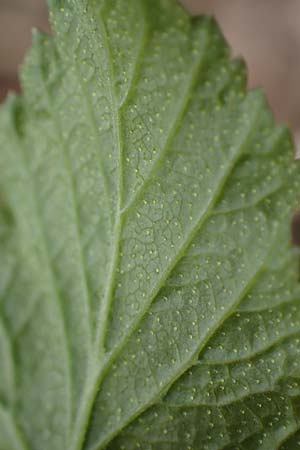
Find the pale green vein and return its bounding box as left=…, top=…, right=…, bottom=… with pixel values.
left=67, top=44, right=114, bottom=228
left=161, top=387, right=280, bottom=408
left=87, top=97, right=269, bottom=450
left=11, top=116, right=73, bottom=439
left=100, top=94, right=264, bottom=374
left=79, top=98, right=264, bottom=448
left=93, top=6, right=124, bottom=358
left=211, top=185, right=282, bottom=216
left=0, top=404, right=30, bottom=450
left=0, top=315, right=16, bottom=405
left=277, top=424, right=300, bottom=450
left=70, top=5, right=125, bottom=449
left=64, top=0, right=148, bottom=254
left=117, top=3, right=149, bottom=108
left=120, top=22, right=211, bottom=213
left=35, top=33, right=93, bottom=348
left=0, top=264, right=17, bottom=312
left=93, top=229, right=271, bottom=450
left=237, top=285, right=299, bottom=313
left=204, top=326, right=300, bottom=367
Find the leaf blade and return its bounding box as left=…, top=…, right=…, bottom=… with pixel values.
left=0, top=1, right=300, bottom=450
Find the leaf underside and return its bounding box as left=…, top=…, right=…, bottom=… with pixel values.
left=0, top=0, right=300, bottom=449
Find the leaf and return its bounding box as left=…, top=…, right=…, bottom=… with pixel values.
left=0, top=0, right=300, bottom=449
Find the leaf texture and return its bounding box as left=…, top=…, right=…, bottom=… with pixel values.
left=0, top=0, right=300, bottom=449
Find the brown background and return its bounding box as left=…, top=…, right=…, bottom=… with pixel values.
left=1, top=0, right=300, bottom=140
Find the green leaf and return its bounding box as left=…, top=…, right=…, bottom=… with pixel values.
left=0, top=0, right=300, bottom=449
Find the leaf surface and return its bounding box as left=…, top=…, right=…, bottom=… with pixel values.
left=0, top=1, right=300, bottom=449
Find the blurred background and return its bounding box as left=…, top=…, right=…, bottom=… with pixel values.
left=0, top=0, right=300, bottom=142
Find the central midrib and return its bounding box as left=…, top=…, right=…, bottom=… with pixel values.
left=71, top=11, right=212, bottom=450
left=94, top=12, right=214, bottom=364
left=69, top=3, right=125, bottom=449
left=82, top=100, right=264, bottom=450
left=70, top=7, right=264, bottom=450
